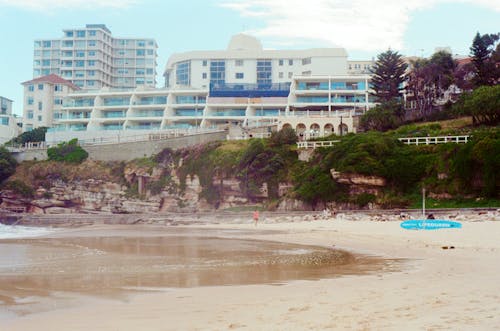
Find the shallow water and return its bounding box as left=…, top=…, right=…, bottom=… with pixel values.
left=0, top=227, right=398, bottom=315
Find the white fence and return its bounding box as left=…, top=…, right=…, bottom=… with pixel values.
left=398, top=135, right=470, bottom=145
left=297, top=140, right=340, bottom=149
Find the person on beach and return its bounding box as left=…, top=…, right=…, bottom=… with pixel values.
left=253, top=210, right=260, bottom=226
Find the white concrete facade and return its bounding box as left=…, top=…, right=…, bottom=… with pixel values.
left=0, top=96, right=21, bottom=144
left=33, top=24, right=157, bottom=90
left=21, top=75, right=79, bottom=132
left=164, top=34, right=349, bottom=89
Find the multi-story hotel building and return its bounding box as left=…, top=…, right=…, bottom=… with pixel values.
left=21, top=74, right=80, bottom=132
left=164, top=34, right=349, bottom=89
left=33, top=24, right=157, bottom=90
left=40, top=34, right=376, bottom=144
left=0, top=96, right=21, bottom=144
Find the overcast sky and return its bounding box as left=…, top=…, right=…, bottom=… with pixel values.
left=0, top=0, right=499, bottom=114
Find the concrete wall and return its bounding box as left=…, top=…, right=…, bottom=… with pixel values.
left=84, top=130, right=227, bottom=161
left=12, top=149, right=48, bottom=162
left=12, top=131, right=227, bottom=162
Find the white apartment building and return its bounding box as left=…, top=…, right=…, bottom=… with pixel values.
left=21, top=74, right=80, bottom=132
left=164, top=34, right=349, bottom=89
left=0, top=96, right=21, bottom=144
left=33, top=24, right=157, bottom=90
left=41, top=34, right=377, bottom=144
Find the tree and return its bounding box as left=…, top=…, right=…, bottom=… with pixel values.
left=360, top=101, right=402, bottom=132
left=470, top=32, right=500, bottom=86
left=6, top=127, right=47, bottom=146
left=462, top=85, right=500, bottom=126
left=370, top=50, right=408, bottom=103
left=47, top=139, right=88, bottom=163
left=406, top=51, right=457, bottom=119
left=0, top=146, right=17, bottom=183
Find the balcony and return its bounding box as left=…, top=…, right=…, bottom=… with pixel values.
left=132, top=110, right=164, bottom=117
left=136, top=96, right=167, bottom=105
left=210, top=82, right=290, bottom=98
left=102, top=98, right=130, bottom=107
left=174, top=109, right=203, bottom=117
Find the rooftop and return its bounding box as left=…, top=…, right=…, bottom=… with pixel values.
left=21, top=74, right=80, bottom=90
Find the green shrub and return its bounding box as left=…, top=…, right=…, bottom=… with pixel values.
left=0, top=146, right=17, bottom=184
left=2, top=180, right=34, bottom=198
left=47, top=139, right=88, bottom=163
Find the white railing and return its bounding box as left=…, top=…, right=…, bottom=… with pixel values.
left=297, top=140, right=340, bottom=149
left=78, top=128, right=223, bottom=146
left=6, top=141, right=47, bottom=152
left=398, top=135, right=470, bottom=145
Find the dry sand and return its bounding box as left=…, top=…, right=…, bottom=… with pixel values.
left=2, top=216, right=500, bottom=330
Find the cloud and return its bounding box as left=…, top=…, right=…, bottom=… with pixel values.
left=219, top=0, right=500, bottom=52
left=0, top=0, right=138, bottom=11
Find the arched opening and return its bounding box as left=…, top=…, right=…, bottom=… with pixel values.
left=338, top=123, right=349, bottom=136
left=296, top=123, right=306, bottom=141
left=324, top=123, right=334, bottom=136
left=310, top=123, right=320, bottom=138
left=282, top=123, right=292, bottom=130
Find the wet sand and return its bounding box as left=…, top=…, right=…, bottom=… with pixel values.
left=2, top=218, right=500, bottom=330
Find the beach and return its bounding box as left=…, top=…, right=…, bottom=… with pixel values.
left=1, top=212, right=500, bottom=330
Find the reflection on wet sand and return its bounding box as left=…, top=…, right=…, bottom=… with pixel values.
left=0, top=228, right=398, bottom=316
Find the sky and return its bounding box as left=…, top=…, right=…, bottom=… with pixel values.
left=0, top=0, right=499, bottom=115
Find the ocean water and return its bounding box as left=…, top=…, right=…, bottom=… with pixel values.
left=0, top=224, right=55, bottom=239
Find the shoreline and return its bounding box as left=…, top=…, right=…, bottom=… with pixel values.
left=2, top=214, right=500, bottom=330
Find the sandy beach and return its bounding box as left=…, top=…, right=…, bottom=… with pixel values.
left=1, top=212, right=500, bottom=330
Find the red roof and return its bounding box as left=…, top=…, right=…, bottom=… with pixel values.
left=22, top=74, right=80, bottom=90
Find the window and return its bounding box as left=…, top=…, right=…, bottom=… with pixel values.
left=176, top=61, right=191, bottom=86
left=62, top=40, right=73, bottom=47
left=34, top=41, right=41, bottom=48
left=288, top=72, right=293, bottom=78
left=147, top=49, right=154, bottom=55
left=75, top=60, right=85, bottom=67
left=87, top=80, right=95, bottom=86
left=279, top=72, right=284, bottom=78
left=76, top=30, right=86, bottom=38
left=88, top=60, right=95, bottom=66
left=302, top=58, right=311, bottom=65
left=65, top=31, right=74, bottom=37
left=235, top=72, right=244, bottom=79
left=202, top=72, right=207, bottom=79
left=88, top=40, right=96, bottom=47
left=279, top=59, right=284, bottom=66
left=88, top=51, right=96, bottom=56
left=42, top=41, right=51, bottom=48
left=42, top=59, right=50, bottom=66
left=38, top=84, right=44, bottom=90
left=136, top=69, right=145, bottom=75
left=146, top=68, right=154, bottom=75
left=235, top=59, right=244, bottom=66
left=256, top=60, right=272, bottom=86
left=289, top=59, right=293, bottom=65
left=28, top=85, right=34, bottom=92
left=137, top=40, right=146, bottom=47
left=38, top=115, right=42, bottom=122
left=210, top=60, right=225, bottom=86
left=76, top=51, right=85, bottom=57
left=54, top=98, right=63, bottom=105
left=136, top=49, right=145, bottom=56
left=62, top=51, right=73, bottom=57
left=75, top=71, right=85, bottom=78
left=27, top=97, right=34, bottom=105
left=136, top=78, right=145, bottom=85
left=27, top=111, right=34, bottom=119
left=202, top=60, right=207, bottom=67
left=38, top=102, right=43, bottom=111
left=89, top=30, right=96, bottom=36
left=88, top=70, right=95, bottom=76
left=34, top=60, right=41, bottom=66
left=54, top=84, right=63, bottom=92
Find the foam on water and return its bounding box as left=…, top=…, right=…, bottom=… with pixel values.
left=0, top=224, right=55, bottom=239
